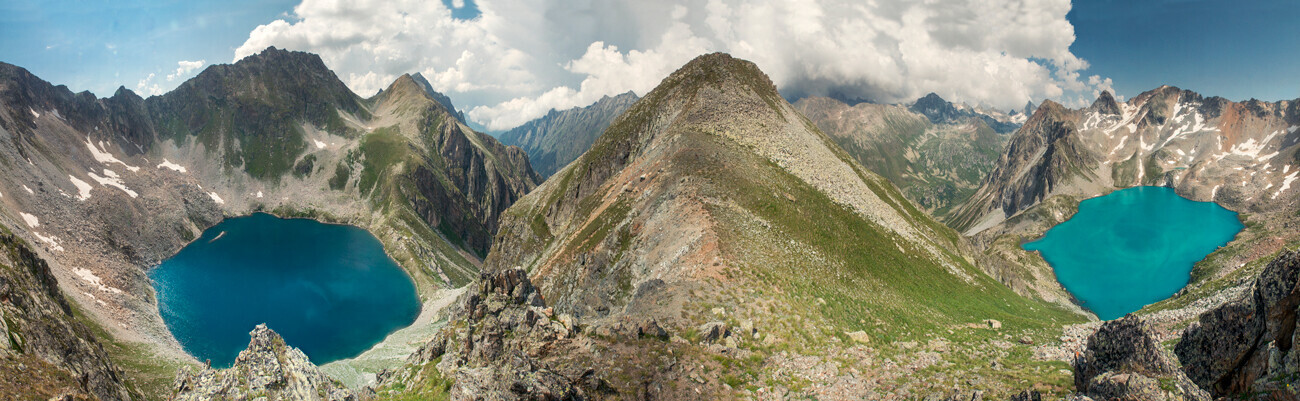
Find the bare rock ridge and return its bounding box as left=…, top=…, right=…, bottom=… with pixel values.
left=498, top=91, right=639, bottom=178
left=172, top=324, right=355, bottom=401
left=1175, top=249, right=1300, bottom=397
left=0, top=230, right=135, bottom=400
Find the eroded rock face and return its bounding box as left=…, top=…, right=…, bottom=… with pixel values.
left=1073, top=315, right=1209, bottom=401
left=171, top=324, right=354, bottom=401
left=0, top=233, right=134, bottom=401
left=1175, top=249, right=1300, bottom=397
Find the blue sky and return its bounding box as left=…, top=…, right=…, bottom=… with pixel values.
left=1068, top=0, right=1300, bottom=102
left=0, top=0, right=1295, bottom=129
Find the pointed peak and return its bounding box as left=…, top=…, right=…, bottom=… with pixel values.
left=1088, top=91, right=1121, bottom=115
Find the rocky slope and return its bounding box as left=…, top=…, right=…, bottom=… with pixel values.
left=795, top=94, right=1013, bottom=219
left=380, top=52, right=1087, bottom=400
left=1072, top=315, right=1208, bottom=400
left=0, top=227, right=136, bottom=400
left=0, top=47, right=536, bottom=398
left=953, top=87, right=1300, bottom=235
left=497, top=91, right=639, bottom=178
left=171, top=324, right=354, bottom=401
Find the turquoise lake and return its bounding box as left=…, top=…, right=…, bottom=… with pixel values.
left=150, top=213, right=420, bottom=368
left=1023, top=186, right=1242, bottom=320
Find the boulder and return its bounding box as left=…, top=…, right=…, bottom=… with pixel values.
left=698, top=322, right=730, bottom=344
left=1073, top=315, right=1208, bottom=400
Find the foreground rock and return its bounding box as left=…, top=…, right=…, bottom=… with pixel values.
left=1073, top=315, right=1208, bottom=400
left=0, top=232, right=135, bottom=400
left=171, top=324, right=354, bottom=401
left=1175, top=249, right=1300, bottom=398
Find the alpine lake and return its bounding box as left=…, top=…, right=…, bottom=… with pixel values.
left=150, top=213, right=421, bottom=367
left=1024, top=186, right=1243, bottom=320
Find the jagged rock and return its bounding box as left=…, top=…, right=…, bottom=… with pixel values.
left=171, top=324, right=354, bottom=401
left=1073, top=315, right=1208, bottom=400
left=0, top=233, right=135, bottom=401
left=698, top=322, right=730, bottom=344
left=1008, top=390, right=1041, bottom=401
left=1175, top=249, right=1300, bottom=397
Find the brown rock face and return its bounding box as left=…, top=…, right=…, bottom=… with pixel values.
left=0, top=232, right=135, bottom=401
left=1074, top=315, right=1209, bottom=401
left=1176, top=249, right=1300, bottom=397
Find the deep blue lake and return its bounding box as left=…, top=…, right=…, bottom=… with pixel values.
left=1023, top=186, right=1242, bottom=320
left=150, top=213, right=420, bottom=368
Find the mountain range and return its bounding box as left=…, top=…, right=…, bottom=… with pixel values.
left=0, top=47, right=1299, bottom=401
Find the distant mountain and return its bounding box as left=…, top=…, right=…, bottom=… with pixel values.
left=908, top=92, right=1022, bottom=134
left=795, top=96, right=1010, bottom=220
left=0, top=47, right=536, bottom=398
left=952, top=86, right=1300, bottom=235
left=497, top=91, right=639, bottom=177
left=390, top=53, right=1083, bottom=399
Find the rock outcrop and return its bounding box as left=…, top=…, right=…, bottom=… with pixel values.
left=0, top=231, right=136, bottom=400
left=1175, top=249, right=1300, bottom=397
left=172, top=324, right=355, bottom=401
left=1073, top=315, right=1209, bottom=401
left=384, top=267, right=590, bottom=400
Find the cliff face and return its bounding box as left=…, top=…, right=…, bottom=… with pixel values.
left=0, top=231, right=136, bottom=400
left=1175, top=249, right=1300, bottom=397
left=1072, top=315, right=1209, bottom=401
left=498, top=91, right=639, bottom=178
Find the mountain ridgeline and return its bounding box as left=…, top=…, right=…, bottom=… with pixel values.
left=378, top=52, right=1085, bottom=399
left=497, top=91, right=639, bottom=178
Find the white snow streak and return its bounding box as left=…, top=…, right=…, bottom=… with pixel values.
left=69, top=175, right=93, bottom=200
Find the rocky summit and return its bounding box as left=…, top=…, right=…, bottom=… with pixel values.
left=172, top=324, right=355, bottom=401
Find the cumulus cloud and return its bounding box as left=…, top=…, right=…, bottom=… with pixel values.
left=236, top=0, right=1112, bottom=130
left=136, top=73, right=162, bottom=96
left=166, top=60, right=206, bottom=81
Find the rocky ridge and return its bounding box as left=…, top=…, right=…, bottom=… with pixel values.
left=171, top=324, right=355, bottom=401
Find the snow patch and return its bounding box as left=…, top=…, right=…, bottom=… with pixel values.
left=1290, top=125, right=1299, bottom=134
left=73, top=268, right=122, bottom=294
left=314, top=139, right=327, bottom=149
left=20, top=213, right=39, bottom=228
left=85, top=136, right=140, bottom=172
left=23, top=185, right=33, bottom=195
left=29, top=108, right=39, bottom=118
left=256, top=191, right=263, bottom=198
left=1275, top=171, right=1300, bottom=199
left=87, top=170, right=138, bottom=198
left=1109, top=136, right=1128, bottom=155
left=34, top=232, right=63, bottom=252
left=208, top=192, right=225, bottom=204
left=1211, top=185, right=1220, bottom=199
left=69, top=175, right=93, bottom=200
left=156, top=159, right=187, bottom=173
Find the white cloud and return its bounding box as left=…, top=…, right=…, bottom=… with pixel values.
left=237, top=0, right=1111, bottom=130
left=166, top=60, right=206, bottom=81
left=135, top=73, right=163, bottom=96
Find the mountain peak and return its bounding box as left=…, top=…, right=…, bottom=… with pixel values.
left=662, top=52, right=780, bottom=98
left=409, top=72, right=466, bottom=122
left=1088, top=91, right=1121, bottom=115
left=909, top=92, right=962, bottom=123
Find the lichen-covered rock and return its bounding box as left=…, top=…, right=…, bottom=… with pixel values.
left=1175, top=249, right=1300, bottom=397
left=1073, top=315, right=1208, bottom=401
left=171, top=324, right=354, bottom=401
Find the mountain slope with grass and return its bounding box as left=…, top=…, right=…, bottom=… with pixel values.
left=387, top=52, right=1087, bottom=400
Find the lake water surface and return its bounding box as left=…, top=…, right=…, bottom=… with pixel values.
left=1023, top=186, right=1242, bottom=320
left=150, top=213, right=420, bottom=367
